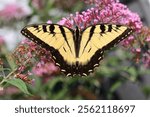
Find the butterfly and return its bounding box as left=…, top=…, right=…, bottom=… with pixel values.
left=21, top=23, right=133, bottom=76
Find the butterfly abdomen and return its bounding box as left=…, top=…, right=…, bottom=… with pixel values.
left=74, top=26, right=81, bottom=58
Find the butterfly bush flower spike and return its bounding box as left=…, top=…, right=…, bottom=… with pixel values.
left=32, top=61, right=59, bottom=78
left=59, top=0, right=142, bottom=33
left=16, top=39, right=59, bottom=78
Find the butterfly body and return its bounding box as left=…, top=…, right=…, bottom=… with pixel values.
left=21, top=24, right=133, bottom=76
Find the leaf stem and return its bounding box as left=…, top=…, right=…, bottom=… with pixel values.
left=0, top=68, right=17, bottom=86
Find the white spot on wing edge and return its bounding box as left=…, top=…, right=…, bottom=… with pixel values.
left=82, top=73, right=87, bottom=76
left=94, top=64, right=99, bottom=67
left=88, top=69, right=93, bottom=72
left=61, top=69, right=66, bottom=72
left=66, top=73, right=71, bottom=76
left=53, top=56, right=56, bottom=60
left=56, top=63, right=60, bottom=66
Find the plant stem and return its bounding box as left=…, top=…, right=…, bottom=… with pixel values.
left=0, top=68, right=17, bottom=86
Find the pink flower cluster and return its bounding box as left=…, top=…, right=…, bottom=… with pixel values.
left=84, top=0, right=119, bottom=5
left=0, top=4, right=27, bottom=22
left=32, top=60, right=59, bottom=79
left=143, top=53, right=150, bottom=68
left=132, top=27, right=150, bottom=68
left=58, top=0, right=142, bottom=33
left=14, top=39, right=59, bottom=79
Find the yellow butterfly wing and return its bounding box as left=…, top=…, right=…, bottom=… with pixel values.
left=21, top=24, right=78, bottom=75
left=76, top=24, right=133, bottom=75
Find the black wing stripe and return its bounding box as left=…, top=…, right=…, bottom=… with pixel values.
left=59, top=25, right=73, bottom=54
left=82, top=26, right=96, bottom=53
left=100, top=24, right=105, bottom=33
left=108, top=25, right=112, bottom=32
left=49, top=24, right=55, bottom=33
left=42, top=25, right=47, bottom=32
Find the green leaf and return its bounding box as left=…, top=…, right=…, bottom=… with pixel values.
left=110, top=81, right=121, bottom=93
left=5, top=78, right=31, bottom=95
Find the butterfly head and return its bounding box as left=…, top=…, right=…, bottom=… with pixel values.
left=74, top=26, right=81, bottom=39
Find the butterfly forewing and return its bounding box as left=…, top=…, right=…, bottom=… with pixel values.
left=21, top=24, right=78, bottom=70
left=80, top=24, right=132, bottom=56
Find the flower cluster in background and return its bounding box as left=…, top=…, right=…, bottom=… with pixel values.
left=59, top=0, right=142, bottom=31
left=132, top=26, right=150, bottom=68
left=83, top=0, right=119, bottom=6
left=32, top=61, right=59, bottom=82
left=12, top=39, right=59, bottom=82
left=0, top=4, right=28, bottom=23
